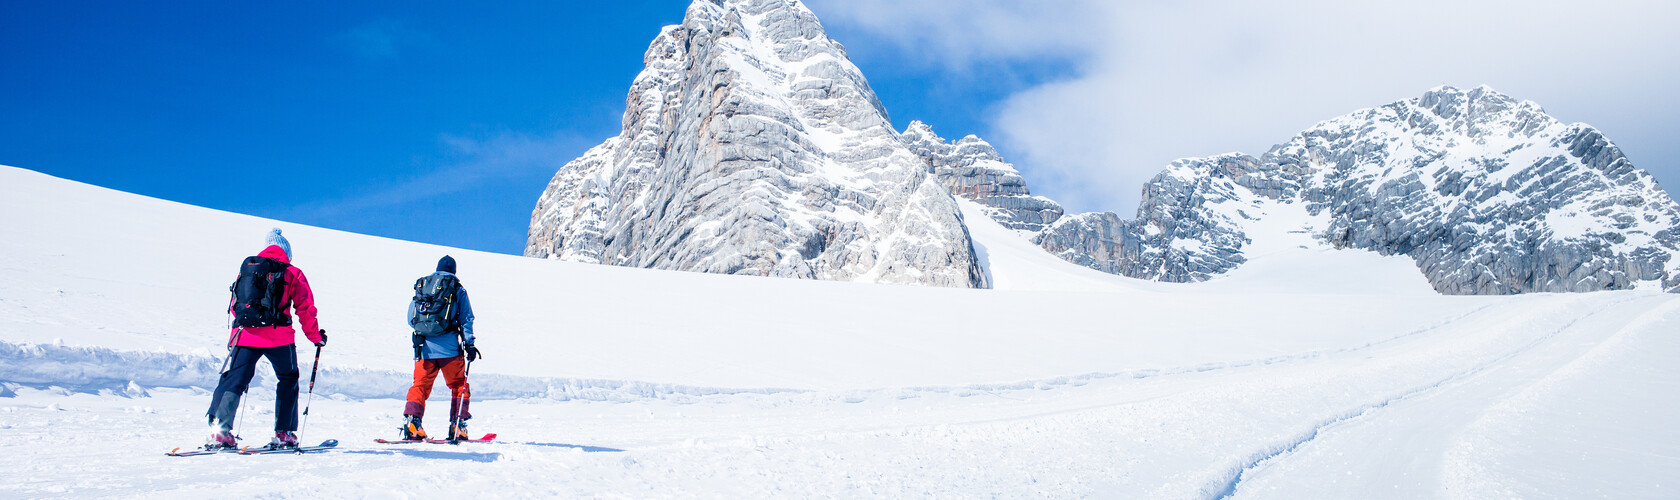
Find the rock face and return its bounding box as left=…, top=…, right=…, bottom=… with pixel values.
left=527, top=0, right=1678, bottom=294
left=526, top=0, right=987, bottom=288
left=1034, top=154, right=1261, bottom=282
left=900, top=121, right=1065, bottom=232
left=1034, top=86, right=1680, bottom=293
left=1287, top=86, right=1680, bottom=293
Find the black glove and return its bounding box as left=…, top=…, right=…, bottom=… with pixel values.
left=464, top=344, right=480, bottom=362
left=314, top=329, right=328, bottom=347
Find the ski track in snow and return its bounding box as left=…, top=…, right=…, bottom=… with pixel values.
left=1438, top=298, right=1680, bottom=499
left=3, top=165, right=1678, bottom=497
left=7, top=293, right=1673, bottom=498
left=1212, top=293, right=1654, bottom=498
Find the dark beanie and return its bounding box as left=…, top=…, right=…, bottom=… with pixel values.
left=437, top=255, right=457, bottom=274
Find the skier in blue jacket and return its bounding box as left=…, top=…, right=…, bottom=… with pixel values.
left=400, top=255, right=480, bottom=441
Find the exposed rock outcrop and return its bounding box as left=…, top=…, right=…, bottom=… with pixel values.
left=1034, top=86, right=1680, bottom=293
left=900, top=121, right=1064, bottom=232
left=526, top=0, right=987, bottom=288
left=1034, top=154, right=1262, bottom=282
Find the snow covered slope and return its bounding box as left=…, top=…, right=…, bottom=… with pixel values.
left=0, top=165, right=1444, bottom=390
left=3, top=164, right=1676, bottom=497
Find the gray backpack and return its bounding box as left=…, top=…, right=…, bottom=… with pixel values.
left=408, top=273, right=460, bottom=336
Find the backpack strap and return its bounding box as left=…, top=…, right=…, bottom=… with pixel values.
left=449, top=279, right=465, bottom=333
left=262, top=259, right=293, bottom=326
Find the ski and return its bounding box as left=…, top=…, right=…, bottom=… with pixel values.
left=426, top=433, right=496, bottom=444
left=375, top=438, right=425, bottom=444
left=237, top=439, right=339, bottom=455
left=166, top=445, right=242, bottom=457
left=376, top=433, right=495, bottom=445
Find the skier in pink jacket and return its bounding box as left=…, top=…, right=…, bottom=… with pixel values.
left=206, top=228, right=326, bottom=450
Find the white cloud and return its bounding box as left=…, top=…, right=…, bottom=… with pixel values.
left=810, top=0, right=1680, bottom=214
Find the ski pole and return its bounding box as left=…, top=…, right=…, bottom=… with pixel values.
left=450, top=337, right=474, bottom=443
left=222, top=327, right=248, bottom=442
left=455, top=355, right=472, bottom=442
left=235, top=373, right=250, bottom=443
left=219, top=327, right=244, bottom=376
left=299, top=330, right=325, bottom=438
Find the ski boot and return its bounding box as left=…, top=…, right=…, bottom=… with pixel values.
left=205, top=417, right=238, bottom=450
left=399, top=415, right=427, bottom=441
left=447, top=419, right=469, bottom=442
left=269, top=430, right=300, bottom=449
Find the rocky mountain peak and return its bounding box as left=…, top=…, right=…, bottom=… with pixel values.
left=1388, top=85, right=1553, bottom=144
left=525, top=0, right=987, bottom=288
left=1181, top=86, right=1679, bottom=293
left=900, top=120, right=1064, bottom=232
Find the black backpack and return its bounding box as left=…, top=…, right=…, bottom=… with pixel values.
left=409, top=273, right=461, bottom=336
left=230, top=256, right=291, bottom=328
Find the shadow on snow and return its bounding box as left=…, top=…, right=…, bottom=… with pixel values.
left=342, top=449, right=502, bottom=462
left=512, top=441, right=625, bottom=453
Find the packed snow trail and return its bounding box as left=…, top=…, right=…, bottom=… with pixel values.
left=3, top=165, right=1677, bottom=497
left=5, top=292, right=1673, bottom=497
left=1226, top=293, right=1679, bottom=498
left=1443, top=298, right=1680, bottom=499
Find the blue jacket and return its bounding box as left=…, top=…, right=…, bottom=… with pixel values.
left=409, top=272, right=475, bottom=359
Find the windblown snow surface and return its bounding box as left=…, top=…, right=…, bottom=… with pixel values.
left=1, top=165, right=1676, bottom=498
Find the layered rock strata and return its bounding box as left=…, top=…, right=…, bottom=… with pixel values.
left=900, top=121, right=1065, bottom=232
left=1033, top=154, right=1260, bottom=282
left=1036, top=86, right=1680, bottom=293
left=526, top=0, right=987, bottom=288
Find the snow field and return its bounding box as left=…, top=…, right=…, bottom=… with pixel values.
left=5, top=291, right=1673, bottom=498
left=3, top=165, right=1678, bottom=498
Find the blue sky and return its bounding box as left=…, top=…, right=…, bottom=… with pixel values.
left=1, top=2, right=687, bottom=253
left=4, top=1, right=1676, bottom=255
left=0, top=1, right=1072, bottom=254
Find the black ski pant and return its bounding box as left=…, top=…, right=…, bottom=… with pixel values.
left=206, top=344, right=300, bottom=432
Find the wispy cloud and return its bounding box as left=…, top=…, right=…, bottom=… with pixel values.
left=301, top=131, right=592, bottom=218
left=808, top=0, right=1107, bottom=69
left=811, top=0, right=1680, bottom=215
left=338, top=18, right=427, bottom=60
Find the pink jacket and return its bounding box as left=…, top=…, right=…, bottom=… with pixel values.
left=227, top=245, right=323, bottom=348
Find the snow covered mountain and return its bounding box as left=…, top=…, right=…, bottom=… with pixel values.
left=524, top=0, right=986, bottom=288
left=527, top=0, right=1677, bottom=295
left=1034, top=86, right=1680, bottom=294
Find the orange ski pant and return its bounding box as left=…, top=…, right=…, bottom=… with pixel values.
left=404, top=356, right=470, bottom=420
